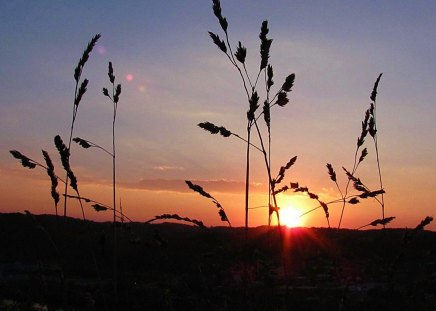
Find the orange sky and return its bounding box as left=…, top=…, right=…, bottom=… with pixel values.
left=1, top=1, right=435, bottom=231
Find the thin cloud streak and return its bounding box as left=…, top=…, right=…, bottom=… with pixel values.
left=152, top=165, right=185, bottom=171
left=122, top=178, right=266, bottom=194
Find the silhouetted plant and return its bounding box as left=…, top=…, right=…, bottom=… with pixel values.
left=356, top=216, right=396, bottom=230
left=63, top=194, right=132, bottom=222
left=201, top=0, right=296, bottom=234
left=62, top=34, right=100, bottom=218
left=320, top=74, right=388, bottom=229
left=274, top=181, right=331, bottom=227
left=145, top=214, right=206, bottom=228
left=369, top=74, right=386, bottom=226
left=54, top=134, right=86, bottom=220
left=10, top=150, right=64, bottom=217
left=73, top=61, right=122, bottom=304
left=185, top=180, right=231, bottom=227
left=102, top=61, right=122, bottom=227
left=42, top=150, right=60, bottom=216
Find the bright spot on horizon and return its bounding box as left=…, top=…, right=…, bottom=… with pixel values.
left=125, top=74, right=134, bottom=81
left=281, top=206, right=304, bottom=228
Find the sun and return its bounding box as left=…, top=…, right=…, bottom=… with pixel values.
left=280, top=205, right=304, bottom=228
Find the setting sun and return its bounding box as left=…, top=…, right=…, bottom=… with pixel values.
left=280, top=206, right=304, bottom=228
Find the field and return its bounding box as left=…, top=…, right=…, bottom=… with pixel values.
left=0, top=212, right=435, bottom=311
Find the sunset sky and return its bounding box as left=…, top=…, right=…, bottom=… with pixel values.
left=1, top=0, right=435, bottom=230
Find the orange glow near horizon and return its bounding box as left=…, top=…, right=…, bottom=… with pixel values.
left=269, top=194, right=309, bottom=228
left=281, top=206, right=305, bottom=228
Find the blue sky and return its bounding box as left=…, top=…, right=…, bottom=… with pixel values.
left=1, top=0, right=435, bottom=229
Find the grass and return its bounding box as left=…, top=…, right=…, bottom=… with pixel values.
left=64, top=33, right=101, bottom=218
left=202, top=0, right=297, bottom=237
left=5, top=1, right=435, bottom=309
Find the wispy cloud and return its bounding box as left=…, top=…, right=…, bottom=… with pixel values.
left=122, top=178, right=265, bottom=194
left=152, top=165, right=185, bottom=171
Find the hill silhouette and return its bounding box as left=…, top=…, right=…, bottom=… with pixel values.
left=0, top=212, right=435, bottom=310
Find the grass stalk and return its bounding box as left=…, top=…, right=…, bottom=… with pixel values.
left=370, top=73, right=385, bottom=226
left=62, top=34, right=100, bottom=218
left=103, top=61, right=122, bottom=308
left=208, top=1, right=295, bottom=235
left=245, top=124, right=251, bottom=235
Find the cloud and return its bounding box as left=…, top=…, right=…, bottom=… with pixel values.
left=152, top=166, right=185, bottom=171
left=122, top=178, right=266, bottom=194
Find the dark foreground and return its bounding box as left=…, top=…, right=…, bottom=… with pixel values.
left=0, top=213, right=435, bottom=311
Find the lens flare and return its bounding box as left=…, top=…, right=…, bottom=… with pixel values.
left=96, top=45, right=106, bottom=55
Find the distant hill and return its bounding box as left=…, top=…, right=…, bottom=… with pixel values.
left=0, top=212, right=435, bottom=310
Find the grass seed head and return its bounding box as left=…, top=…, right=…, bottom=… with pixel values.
left=54, top=135, right=78, bottom=192
left=370, top=73, right=383, bottom=102
left=282, top=73, right=295, bottom=92
left=198, top=121, right=220, bottom=134
left=208, top=32, right=227, bottom=53
left=185, top=180, right=213, bottom=200
left=267, top=65, right=274, bottom=91
left=348, top=197, right=360, bottom=205
left=74, top=34, right=101, bottom=82
left=108, top=62, right=115, bottom=83
left=368, top=117, right=377, bottom=137
left=320, top=201, right=329, bottom=219
left=74, top=79, right=89, bottom=107
left=73, top=137, right=92, bottom=149
left=114, top=84, right=122, bottom=103
left=9, top=150, right=37, bottom=169
left=290, top=182, right=299, bottom=189
left=247, top=91, right=260, bottom=121
left=212, top=0, right=228, bottom=32
left=259, top=21, right=272, bottom=70
left=358, top=148, right=368, bottom=163
left=275, top=156, right=297, bottom=184
left=42, top=150, right=59, bottom=206
left=326, top=163, right=337, bottom=182
left=414, top=216, right=433, bottom=231
left=263, top=101, right=271, bottom=129
left=273, top=185, right=289, bottom=195
left=235, top=41, right=247, bottom=64
left=219, top=127, right=231, bottom=137
left=275, top=91, right=289, bottom=107
left=93, top=204, right=109, bottom=212
left=150, top=213, right=205, bottom=228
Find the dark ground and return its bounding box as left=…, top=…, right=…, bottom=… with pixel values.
left=0, top=212, right=435, bottom=310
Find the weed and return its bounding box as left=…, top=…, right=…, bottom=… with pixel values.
left=63, top=34, right=100, bottom=217
left=201, top=0, right=297, bottom=234
left=185, top=180, right=231, bottom=227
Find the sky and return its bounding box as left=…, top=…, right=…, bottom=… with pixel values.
left=1, top=0, right=435, bottom=230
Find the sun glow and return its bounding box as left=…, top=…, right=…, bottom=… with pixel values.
left=275, top=195, right=307, bottom=228
left=281, top=206, right=304, bottom=228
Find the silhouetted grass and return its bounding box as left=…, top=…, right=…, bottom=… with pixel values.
left=5, top=4, right=435, bottom=310
left=185, top=180, right=231, bottom=227
left=202, top=0, right=297, bottom=236
left=10, top=150, right=65, bottom=217
left=63, top=34, right=100, bottom=218
left=145, top=214, right=206, bottom=228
